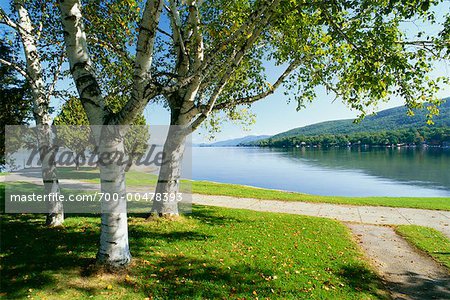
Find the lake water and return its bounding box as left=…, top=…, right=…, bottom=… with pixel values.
left=191, top=147, right=450, bottom=197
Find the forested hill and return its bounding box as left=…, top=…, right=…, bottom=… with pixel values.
left=242, top=98, right=450, bottom=147
left=267, top=99, right=449, bottom=140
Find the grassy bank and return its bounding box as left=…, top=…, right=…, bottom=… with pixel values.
left=0, top=206, right=388, bottom=299
left=191, top=180, right=450, bottom=211
left=56, top=168, right=450, bottom=211
left=396, top=225, right=450, bottom=269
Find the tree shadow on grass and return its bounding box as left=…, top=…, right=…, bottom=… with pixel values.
left=0, top=214, right=99, bottom=299
left=0, top=207, right=227, bottom=299
left=338, top=264, right=390, bottom=299
left=0, top=212, right=262, bottom=299
left=129, top=228, right=212, bottom=243
left=385, top=271, right=450, bottom=300
left=338, top=264, right=450, bottom=299
left=187, top=206, right=243, bottom=226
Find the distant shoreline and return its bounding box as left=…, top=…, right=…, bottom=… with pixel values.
left=195, top=144, right=449, bottom=149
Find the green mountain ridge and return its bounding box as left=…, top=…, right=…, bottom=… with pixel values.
left=246, top=99, right=449, bottom=146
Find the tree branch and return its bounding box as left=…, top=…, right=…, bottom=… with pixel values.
left=167, top=0, right=189, bottom=76
left=59, top=0, right=106, bottom=125
left=321, top=5, right=362, bottom=54
left=177, top=0, right=204, bottom=114
left=0, top=58, right=32, bottom=82
left=0, top=5, right=36, bottom=36
left=113, top=0, right=163, bottom=126
left=159, top=0, right=275, bottom=99
left=212, top=60, right=300, bottom=111
left=134, top=0, right=163, bottom=81
left=202, top=1, right=273, bottom=69
left=398, top=40, right=437, bottom=45
left=186, top=0, right=203, bottom=73
left=157, top=27, right=173, bottom=39
left=189, top=0, right=281, bottom=130
left=35, top=4, right=47, bottom=40
left=200, top=0, right=280, bottom=91
left=0, top=7, right=18, bottom=30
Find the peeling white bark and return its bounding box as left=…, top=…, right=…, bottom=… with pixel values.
left=59, top=0, right=105, bottom=125
left=151, top=126, right=187, bottom=216
left=39, top=126, right=64, bottom=227
left=14, top=1, right=64, bottom=226
left=114, top=0, right=163, bottom=126
left=59, top=0, right=131, bottom=267
left=96, top=136, right=131, bottom=267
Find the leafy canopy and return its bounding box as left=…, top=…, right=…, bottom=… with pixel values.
left=78, top=0, right=448, bottom=126
left=5, top=0, right=448, bottom=132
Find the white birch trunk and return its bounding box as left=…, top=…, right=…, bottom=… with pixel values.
left=96, top=137, right=131, bottom=267
left=150, top=125, right=187, bottom=216
left=39, top=126, right=64, bottom=226
left=15, top=1, right=63, bottom=226
left=59, top=0, right=131, bottom=267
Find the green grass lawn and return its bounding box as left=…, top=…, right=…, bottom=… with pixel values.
left=56, top=167, right=450, bottom=211
left=0, top=206, right=389, bottom=299
left=3, top=168, right=448, bottom=299
left=395, top=225, right=450, bottom=269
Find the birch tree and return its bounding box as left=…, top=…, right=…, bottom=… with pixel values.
left=144, top=0, right=449, bottom=216
left=0, top=1, right=65, bottom=226
left=57, top=0, right=448, bottom=267
left=58, top=0, right=165, bottom=268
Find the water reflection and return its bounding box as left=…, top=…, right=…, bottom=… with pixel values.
left=192, top=147, right=450, bottom=197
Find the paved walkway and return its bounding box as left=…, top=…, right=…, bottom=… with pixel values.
left=349, top=224, right=450, bottom=299
left=192, top=194, right=450, bottom=238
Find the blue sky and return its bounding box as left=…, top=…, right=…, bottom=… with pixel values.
left=1, top=0, right=449, bottom=143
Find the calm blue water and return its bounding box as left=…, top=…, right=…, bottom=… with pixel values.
left=191, top=147, right=450, bottom=197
